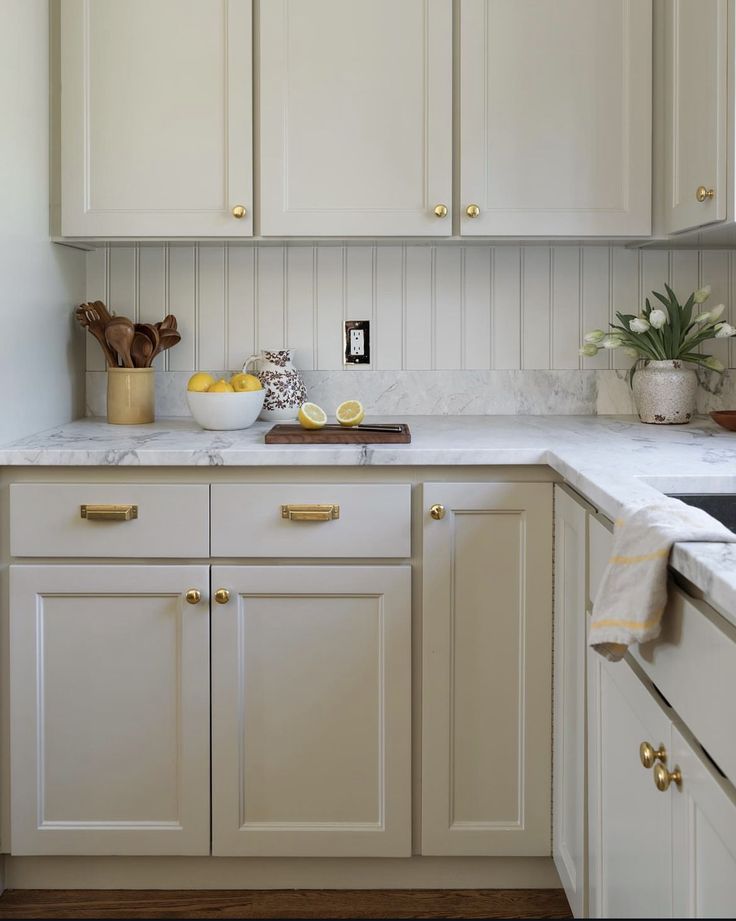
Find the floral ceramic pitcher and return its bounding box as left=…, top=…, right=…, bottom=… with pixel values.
left=243, top=349, right=307, bottom=421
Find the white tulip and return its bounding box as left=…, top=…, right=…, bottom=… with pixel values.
left=704, top=356, right=725, bottom=373
left=649, top=308, right=668, bottom=329
left=623, top=347, right=640, bottom=358
left=629, top=317, right=650, bottom=333
left=695, top=303, right=725, bottom=324
left=694, top=285, right=712, bottom=304
left=601, top=334, right=624, bottom=349
left=583, top=329, right=606, bottom=344
left=715, top=322, right=736, bottom=338
left=579, top=343, right=600, bottom=357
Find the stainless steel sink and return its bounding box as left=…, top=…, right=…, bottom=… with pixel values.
left=669, top=494, right=736, bottom=533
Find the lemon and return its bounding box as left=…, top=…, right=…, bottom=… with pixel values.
left=335, top=399, right=365, bottom=427
left=230, top=372, right=262, bottom=392
left=208, top=379, right=235, bottom=393
left=187, top=372, right=216, bottom=393
left=298, top=402, right=328, bottom=429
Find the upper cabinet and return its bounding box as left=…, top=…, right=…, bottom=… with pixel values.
left=656, top=0, right=728, bottom=235
left=460, top=0, right=652, bottom=237
left=258, top=0, right=453, bottom=236
left=57, top=0, right=653, bottom=239
left=60, top=0, right=253, bottom=237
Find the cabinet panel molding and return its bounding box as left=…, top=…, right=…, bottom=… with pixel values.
left=60, top=0, right=253, bottom=236
left=10, top=565, right=211, bottom=855
left=460, top=0, right=652, bottom=236
left=259, top=0, right=453, bottom=236
left=211, top=565, right=411, bottom=856
left=421, top=482, right=553, bottom=855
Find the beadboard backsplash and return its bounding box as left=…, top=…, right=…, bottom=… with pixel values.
left=85, top=243, right=736, bottom=374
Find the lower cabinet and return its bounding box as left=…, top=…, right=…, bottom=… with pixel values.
left=671, top=725, right=736, bottom=916
left=421, top=482, right=553, bottom=855
left=210, top=565, right=412, bottom=857
left=552, top=486, right=588, bottom=917
left=588, top=653, right=674, bottom=918
left=9, top=565, right=211, bottom=856
left=588, top=649, right=736, bottom=918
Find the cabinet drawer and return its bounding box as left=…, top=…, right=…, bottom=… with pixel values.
left=630, top=587, right=736, bottom=784
left=10, top=484, right=209, bottom=558
left=211, top=484, right=410, bottom=558
left=588, top=514, right=613, bottom=610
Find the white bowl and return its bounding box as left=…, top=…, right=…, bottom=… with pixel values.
left=186, top=388, right=265, bottom=431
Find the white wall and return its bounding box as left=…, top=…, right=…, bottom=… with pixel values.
left=0, top=0, right=85, bottom=445
left=86, top=243, right=736, bottom=375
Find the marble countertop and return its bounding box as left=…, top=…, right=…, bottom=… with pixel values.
left=2, top=414, right=736, bottom=624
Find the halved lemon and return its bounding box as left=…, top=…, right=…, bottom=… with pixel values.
left=298, top=402, right=328, bottom=429
left=335, top=400, right=365, bottom=427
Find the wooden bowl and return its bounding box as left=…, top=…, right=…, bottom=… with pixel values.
left=709, top=411, right=736, bottom=431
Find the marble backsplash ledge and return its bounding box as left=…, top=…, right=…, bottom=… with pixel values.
left=86, top=369, right=736, bottom=419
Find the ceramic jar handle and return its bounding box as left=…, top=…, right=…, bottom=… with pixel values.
left=243, top=355, right=260, bottom=374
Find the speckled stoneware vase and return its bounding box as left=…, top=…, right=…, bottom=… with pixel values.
left=243, top=349, right=307, bottom=421
left=632, top=359, right=697, bottom=424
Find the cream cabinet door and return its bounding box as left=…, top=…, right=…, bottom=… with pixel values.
left=259, top=0, right=452, bottom=236
left=10, top=565, right=210, bottom=856
left=671, top=726, right=736, bottom=918
left=661, top=0, right=728, bottom=234
left=587, top=655, right=673, bottom=918
left=60, top=0, right=252, bottom=237
left=421, top=483, right=553, bottom=855
left=211, top=565, right=411, bottom=856
left=460, top=0, right=652, bottom=236
left=553, top=487, right=588, bottom=918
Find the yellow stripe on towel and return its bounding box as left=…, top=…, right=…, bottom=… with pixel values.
left=609, top=547, right=669, bottom=565
left=589, top=610, right=664, bottom=632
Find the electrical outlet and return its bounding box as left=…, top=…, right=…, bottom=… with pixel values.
left=344, top=320, right=370, bottom=364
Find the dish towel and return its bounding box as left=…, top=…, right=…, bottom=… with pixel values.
left=590, top=497, right=736, bottom=661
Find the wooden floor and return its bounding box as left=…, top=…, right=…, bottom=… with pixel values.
left=0, top=889, right=572, bottom=919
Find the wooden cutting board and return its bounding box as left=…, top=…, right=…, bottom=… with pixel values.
left=265, top=424, right=411, bottom=444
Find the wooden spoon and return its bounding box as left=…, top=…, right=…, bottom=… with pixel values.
left=105, top=317, right=135, bottom=369
left=75, top=304, right=118, bottom=367
left=150, top=328, right=181, bottom=363
left=131, top=331, right=154, bottom=368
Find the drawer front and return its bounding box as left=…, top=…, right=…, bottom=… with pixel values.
left=588, top=514, right=613, bottom=610
left=211, top=484, right=411, bottom=558
left=10, top=484, right=209, bottom=558
left=631, top=587, right=736, bottom=784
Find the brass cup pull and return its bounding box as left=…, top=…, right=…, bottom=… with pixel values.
left=232, top=205, right=247, bottom=219
left=430, top=504, right=446, bottom=520
left=185, top=589, right=201, bottom=605
left=81, top=504, right=138, bottom=522
left=214, top=589, right=230, bottom=605
left=281, top=504, right=340, bottom=522
left=640, top=741, right=667, bottom=769
left=433, top=204, right=448, bottom=218
left=466, top=204, right=480, bottom=218
left=653, top=762, right=682, bottom=792
left=696, top=186, right=715, bottom=203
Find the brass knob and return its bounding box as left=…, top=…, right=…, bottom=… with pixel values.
left=433, top=204, right=448, bottom=218
left=214, top=588, right=230, bottom=605
left=653, top=762, right=682, bottom=792
left=466, top=204, right=480, bottom=218
left=232, top=205, right=247, bottom=219
left=430, top=504, right=446, bottom=520
left=640, top=741, right=667, bottom=769
left=185, top=589, right=201, bottom=605
left=696, top=186, right=715, bottom=203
